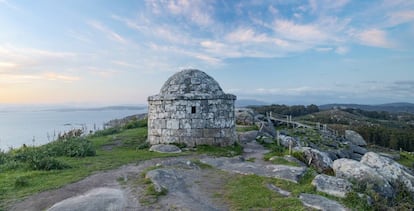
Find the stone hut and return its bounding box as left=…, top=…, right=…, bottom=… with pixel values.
left=147, top=69, right=237, bottom=147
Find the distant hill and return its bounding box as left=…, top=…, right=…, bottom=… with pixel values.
left=46, top=105, right=147, bottom=112
left=319, top=102, right=414, bottom=114
left=236, top=99, right=268, bottom=107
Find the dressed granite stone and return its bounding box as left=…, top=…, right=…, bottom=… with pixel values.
left=147, top=69, right=237, bottom=147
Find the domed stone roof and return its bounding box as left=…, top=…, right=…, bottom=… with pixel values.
left=159, top=69, right=224, bottom=95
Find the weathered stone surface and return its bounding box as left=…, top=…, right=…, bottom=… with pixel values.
left=148, top=69, right=237, bottom=147
left=47, top=188, right=125, bottom=211
left=149, top=144, right=182, bottom=153
left=345, top=130, right=367, bottom=146
left=299, top=193, right=348, bottom=211
left=301, top=147, right=333, bottom=174
left=333, top=158, right=394, bottom=198
left=312, top=174, right=352, bottom=198
left=361, top=152, right=414, bottom=194
left=349, top=144, right=368, bottom=155
left=145, top=168, right=228, bottom=210
left=279, top=134, right=300, bottom=148
left=266, top=183, right=291, bottom=197
left=237, top=130, right=258, bottom=143
left=283, top=155, right=307, bottom=167
left=235, top=108, right=255, bottom=125
left=200, top=157, right=307, bottom=183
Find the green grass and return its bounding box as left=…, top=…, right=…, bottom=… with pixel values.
left=266, top=156, right=300, bottom=167
left=190, top=159, right=213, bottom=169
left=0, top=127, right=179, bottom=210
left=196, top=143, right=243, bottom=157
left=225, top=174, right=307, bottom=210
left=398, top=152, right=414, bottom=169
left=236, top=125, right=259, bottom=132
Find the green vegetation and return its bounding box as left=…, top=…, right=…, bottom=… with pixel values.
left=190, top=159, right=213, bottom=169
left=138, top=166, right=168, bottom=205
left=196, top=142, right=243, bottom=157
left=225, top=169, right=317, bottom=210
left=236, top=125, right=259, bottom=132
left=0, top=119, right=179, bottom=210
left=249, top=104, right=319, bottom=117
left=399, top=152, right=414, bottom=168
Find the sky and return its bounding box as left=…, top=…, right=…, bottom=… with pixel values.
left=0, top=0, right=414, bottom=106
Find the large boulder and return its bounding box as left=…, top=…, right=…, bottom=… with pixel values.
left=345, top=130, right=367, bottom=146
left=312, top=174, right=352, bottom=198
left=238, top=130, right=258, bottom=143
left=361, top=152, right=414, bottom=195
left=200, top=157, right=307, bottom=183
left=301, top=147, right=333, bottom=174
left=349, top=144, right=368, bottom=155
left=47, top=188, right=126, bottom=211
left=299, top=193, right=347, bottom=211
left=333, top=158, right=394, bottom=198
left=235, top=108, right=255, bottom=125
left=149, top=144, right=182, bottom=153
left=279, top=135, right=300, bottom=148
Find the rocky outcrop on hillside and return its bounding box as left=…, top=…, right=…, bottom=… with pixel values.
left=236, top=109, right=414, bottom=206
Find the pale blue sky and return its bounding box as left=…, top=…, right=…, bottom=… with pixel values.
left=1, top=0, right=413, bottom=105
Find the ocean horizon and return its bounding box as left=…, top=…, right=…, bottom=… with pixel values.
left=0, top=106, right=147, bottom=151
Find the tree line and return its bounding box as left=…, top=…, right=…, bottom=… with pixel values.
left=249, top=104, right=319, bottom=117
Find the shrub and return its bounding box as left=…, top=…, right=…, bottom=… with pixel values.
left=93, top=127, right=120, bottom=137
left=15, top=176, right=29, bottom=187
left=123, top=119, right=147, bottom=129
left=42, top=138, right=96, bottom=157
left=29, top=157, right=70, bottom=171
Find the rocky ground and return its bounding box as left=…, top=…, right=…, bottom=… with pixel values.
left=8, top=109, right=414, bottom=210
left=9, top=140, right=352, bottom=211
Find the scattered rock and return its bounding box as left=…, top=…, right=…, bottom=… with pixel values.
left=47, top=188, right=126, bottom=211
left=312, top=174, right=352, bottom=198
left=283, top=155, right=307, bottom=167
left=237, top=130, right=258, bottom=143
left=349, top=144, right=368, bottom=155
left=266, top=183, right=291, bottom=197
left=361, top=152, right=414, bottom=194
left=145, top=167, right=228, bottom=210
left=301, top=147, right=333, bottom=174
left=345, top=130, right=367, bottom=146
left=149, top=144, right=182, bottom=153
left=200, top=157, right=307, bottom=183
left=378, top=152, right=400, bottom=161
left=235, top=108, right=255, bottom=125
left=279, top=135, right=300, bottom=148
left=299, top=193, right=347, bottom=211
left=146, top=169, right=184, bottom=193
left=333, top=158, right=394, bottom=198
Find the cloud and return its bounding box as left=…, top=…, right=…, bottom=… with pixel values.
left=308, top=0, right=350, bottom=13
left=147, top=0, right=213, bottom=27
left=386, top=10, right=414, bottom=26
left=273, top=20, right=328, bottom=43
left=356, top=29, right=393, bottom=48
left=88, top=20, right=127, bottom=44
left=44, top=73, right=80, bottom=82
left=335, top=46, right=349, bottom=54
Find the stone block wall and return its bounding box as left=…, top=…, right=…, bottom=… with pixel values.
left=148, top=97, right=236, bottom=147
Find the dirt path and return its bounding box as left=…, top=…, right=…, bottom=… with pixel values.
left=9, top=155, right=231, bottom=211
left=9, top=142, right=276, bottom=211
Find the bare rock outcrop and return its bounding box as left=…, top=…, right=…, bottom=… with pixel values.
left=333, top=158, right=394, bottom=198
left=361, top=152, right=414, bottom=195
left=311, top=174, right=352, bottom=198
left=299, top=193, right=348, bottom=211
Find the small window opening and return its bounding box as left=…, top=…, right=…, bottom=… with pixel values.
left=191, top=106, right=196, bottom=114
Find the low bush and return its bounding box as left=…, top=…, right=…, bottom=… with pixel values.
left=123, top=119, right=147, bottom=129
left=41, top=138, right=96, bottom=157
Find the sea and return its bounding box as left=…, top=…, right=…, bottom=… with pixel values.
left=0, top=106, right=147, bottom=151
